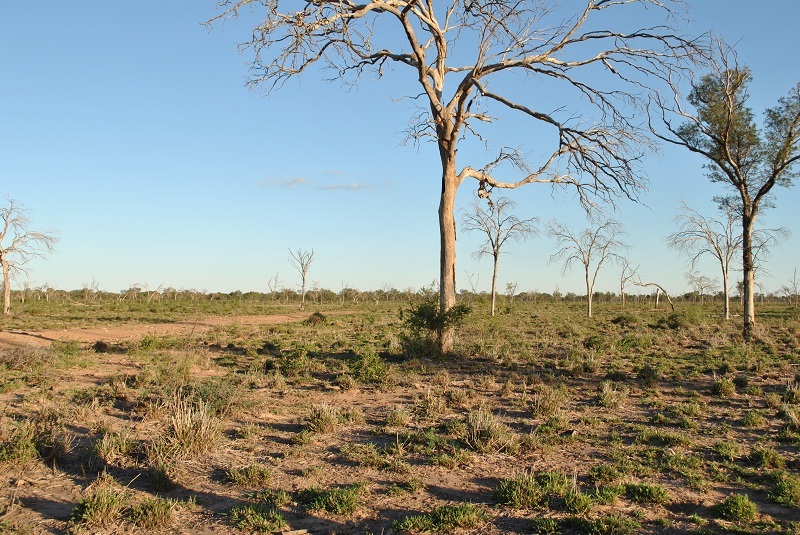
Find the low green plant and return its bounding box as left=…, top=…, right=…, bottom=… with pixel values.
left=712, top=441, right=741, bottom=462
left=392, top=503, right=487, bottom=533
left=299, top=482, right=365, bottom=515
left=711, top=377, right=736, bottom=397
left=351, top=351, right=389, bottom=384
left=227, top=462, right=273, bottom=487
left=228, top=502, right=287, bottom=532
left=129, top=497, right=177, bottom=529
left=624, top=482, right=669, bottom=504
left=770, top=471, right=800, bottom=507
left=462, top=406, right=517, bottom=453
left=717, top=493, right=757, bottom=523
left=750, top=445, right=786, bottom=469
left=69, top=473, right=127, bottom=529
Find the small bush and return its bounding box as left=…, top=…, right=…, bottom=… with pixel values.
left=227, top=462, right=272, bottom=487
left=392, top=503, right=487, bottom=533
left=351, top=351, right=389, bottom=384
left=711, top=377, right=736, bottom=397
left=625, top=483, right=669, bottom=504
left=228, top=503, right=287, bottom=532
left=771, top=471, right=800, bottom=507
left=129, top=497, right=177, bottom=529
left=462, top=406, right=517, bottom=453
left=717, top=493, right=757, bottom=523
left=70, top=473, right=127, bottom=529
left=299, top=483, right=365, bottom=515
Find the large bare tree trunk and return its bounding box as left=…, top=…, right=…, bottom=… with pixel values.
left=438, top=157, right=458, bottom=353
left=2, top=258, right=10, bottom=316
left=742, top=215, right=756, bottom=341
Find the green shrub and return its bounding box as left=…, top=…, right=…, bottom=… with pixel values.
left=771, top=471, right=800, bottom=507
left=351, top=351, right=389, bottom=384
left=227, top=462, right=272, bottom=487
left=717, top=493, right=757, bottom=523
left=129, top=497, right=177, bottom=529
left=70, top=473, right=127, bottom=529
left=392, top=503, right=487, bottom=533
left=462, top=406, right=517, bottom=453
left=299, top=483, right=365, bottom=515
left=711, top=377, right=736, bottom=397
left=228, top=503, right=287, bottom=532
left=625, top=483, right=669, bottom=504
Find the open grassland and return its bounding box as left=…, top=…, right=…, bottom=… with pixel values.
left=1, top=298, right=800, bottom=534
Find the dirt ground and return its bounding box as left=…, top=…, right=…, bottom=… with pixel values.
left=0, top=313, right=312, bottom=350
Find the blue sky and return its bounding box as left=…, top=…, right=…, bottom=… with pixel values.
left=1, top=1, right=798, bottom=296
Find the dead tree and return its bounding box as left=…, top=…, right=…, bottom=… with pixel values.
left=212, top=0, right=702, bottom=353
left=0, top=199, right=57, bottom=315
left=462, top=196, right=536, bottom=316
left=619, top=258, right=639, bottom=308
left=548, top=220, right=626, bottom=318
left=288, top=248, right=314, bottom=309
left=685, top=271, right=718, bottom=306
left=633, top=279, right=676, bottom=311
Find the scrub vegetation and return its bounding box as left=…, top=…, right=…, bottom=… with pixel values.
left=1, top=291, right=799, bottom=533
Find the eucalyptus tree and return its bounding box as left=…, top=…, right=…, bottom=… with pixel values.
left=288, top=248, right=315, bottom=309
left=213, top=0, right=701, bottom=351
left=462, top=196, right=536, bottom=316
left=667, top=202, right=740, bottom=319
left=0, top=199, right=57, bottom=315
left=685, top=271, right=717, bottom=305
left=655, top=46, right=800, bottom=340
left=547, top=220, right=626, bottom=318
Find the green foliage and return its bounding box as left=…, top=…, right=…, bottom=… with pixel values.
left=402, top=300, right=471, bottom=336
left=717, top=493, right=758, bottom=523
left=392, top=503, right=487, bottom=533
left=624, top=483, right=669, bottom=504
left=69, top=473, right=127, bottom=529
left=350, top=351, right=389, bottom=384
left=712, top=377, right=736, bottom=397
left=770, top=471, right=800, bottom=507
left=299, top=482, right=365, bottom=515
left=462, top=406, right=517, bottom=453
left=129, top=497, right=177, bottom=529
left=228, top=503, right=287, bottom=532
left=227, top=462, right=272, bottom=487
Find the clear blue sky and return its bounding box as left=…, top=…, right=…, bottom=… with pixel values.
left=1, top=1, right=798, bottom=296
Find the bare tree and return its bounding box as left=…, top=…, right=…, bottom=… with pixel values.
left=547, top=220, right=626, bottom=318
left=267, top=271, right=282, bottom=300
left=667, top=202, right=740, bottom=319
left=213, top=0, right=701, bottom=353
left=618, top=258, right=639, bottom=308
left=632, top=278, right=675, bottom=311
left=781, top=268, right=799, bottom=306
left=654, top=43, right=800, bottom=340
left=288, top=248, right=315, bottom=309
left=685, top=271, right=718, bottom=305
left=0, top=199, right=57, bottom=315
left=462, top=196, right=536, bottom=316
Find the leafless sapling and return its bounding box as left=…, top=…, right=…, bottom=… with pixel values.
left=288, top=248, right=315, bottom=309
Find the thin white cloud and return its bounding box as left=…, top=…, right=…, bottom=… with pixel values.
left=259, top=177, right=312, bottom=188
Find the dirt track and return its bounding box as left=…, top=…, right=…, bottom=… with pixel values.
left=0, top=312, right=312, bottom=350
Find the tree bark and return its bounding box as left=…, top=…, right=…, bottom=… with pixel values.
left=2, top=257, right=10, bottom=316
left=722, top=266, right=730, bottom=321
left=438, top=154, right=459, bottom=354
left=742, top=214, right=756, bottom=341
left=585, top=271, right=593, bottom=318
left=490, top=254, right=499, bottom=317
